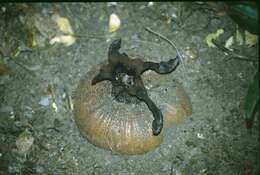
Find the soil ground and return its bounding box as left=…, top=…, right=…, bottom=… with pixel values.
left=0, top=2, right=259, bottom=175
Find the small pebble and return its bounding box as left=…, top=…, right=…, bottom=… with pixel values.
left=148, top=2, right=154, bottom=6
left=171, top=12, right=177, bottom=18
left=39, top=96, right=50, bottom=106
left=197, top=133, right=205, bottom=139
left=1, top=7, right=6, bottom=13
left=16, top=130, right=34, bottom=153
left=107, top=2, right=117, bottom=7
left=26, top=64, right=41, bottom=71
left=41, top=8, right=49, bottom=16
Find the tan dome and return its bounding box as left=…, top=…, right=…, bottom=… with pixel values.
left=73, top=64, right=192, bottom=155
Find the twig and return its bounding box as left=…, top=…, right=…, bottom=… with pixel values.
left=64, top=86, right=73, bottom=110
left=144, top=27, right=188, bottom=79
left=212, top=39, right=258, bottom=62
left=226, top=55, right=258, bottom=62
left=46, top=127, right=60, bottom=132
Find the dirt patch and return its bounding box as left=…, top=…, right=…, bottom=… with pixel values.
left=0, top=2, right=258, bottom=175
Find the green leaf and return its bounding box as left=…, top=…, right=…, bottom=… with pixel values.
left=244, top=70, right=259, bottom=128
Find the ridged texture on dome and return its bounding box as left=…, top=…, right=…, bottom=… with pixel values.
left=73, top=64, right=192, bottom=155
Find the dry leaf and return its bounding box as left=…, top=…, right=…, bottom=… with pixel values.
left=49, top=14, right=76, bottom=46
left=52, top=14, right=74, bottom=35
left=49, top=35, right=76, bottom=46
left=205, top=29, right=224, bottom=48
left=225, top=29, right=258, bottom=49
left=52, top=102, right=58, bottom=112
left=225, top=36, right=234, bottom=49
left=109, top=13, right=121, bottom=33
left=245, top=31, right=258, bottom=47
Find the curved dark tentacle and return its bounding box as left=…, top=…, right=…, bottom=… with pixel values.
left=140, top=56, right=180, bottom=74
left=91, top=64, right=113, bottom=85
left=126, top=76, right=163, bottom=135
left=108, top=39, right=122, bottom=65
left=108, top=39, right=121, bottom=56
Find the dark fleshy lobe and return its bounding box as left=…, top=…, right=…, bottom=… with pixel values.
left=92, top=39, right=180, bottom=136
